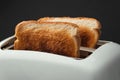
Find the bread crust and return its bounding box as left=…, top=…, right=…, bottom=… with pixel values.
left=14, top=21, right=80, bottom=58
left=38, top=17, right=101, bottom=29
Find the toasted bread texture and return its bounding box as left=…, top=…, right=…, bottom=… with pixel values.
left=38, top=17, right=101, bottom=48
left=14, top=21, right=80, bottom=58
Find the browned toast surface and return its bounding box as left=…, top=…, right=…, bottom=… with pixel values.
left=14, top=21, right=80, bottom=58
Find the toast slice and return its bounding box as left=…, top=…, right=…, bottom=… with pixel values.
left=38, top=17, right=101, bottom=48
left=14, top=21, right=80, bottom=58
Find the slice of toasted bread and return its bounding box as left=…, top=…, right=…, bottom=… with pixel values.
left=38, top=17, right=101, bottom=48
left=14, top=21, right=80, bottom=58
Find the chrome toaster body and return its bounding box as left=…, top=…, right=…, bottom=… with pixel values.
left=0, top=36, right=120, bottom=80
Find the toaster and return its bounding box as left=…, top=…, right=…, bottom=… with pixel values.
left=0, top=36, right=120, bottom=80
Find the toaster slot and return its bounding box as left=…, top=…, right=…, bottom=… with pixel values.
left=79, top=40, right=110, bottom=58
left=0, top=36, right=110, bottom=59
left=0, top=36, right=15, bottom=50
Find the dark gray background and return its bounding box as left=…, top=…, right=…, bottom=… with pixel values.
left=0, top=0, right=120, bottom=43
